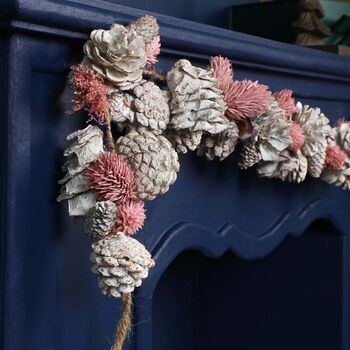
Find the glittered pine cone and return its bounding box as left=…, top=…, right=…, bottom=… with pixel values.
left=57, top=125, right=104, bottom=216
left=116, top=129, right=180, bottom=200
left=128, top=15, right=159, bottom=44
left=166, top=129, right=203, bottom=154
left=84, top=201, right=118, bottom=239
left=83, top=23, right=147, bottom=89
left=257, top=150, right=308, bottom=183
left=238, top=143, right=262, bottom=170
left=197, top=120, right=239, bottom=161
left=167, top=59, right=228, bottom=135
left=91, top=232, right=155, bottom=298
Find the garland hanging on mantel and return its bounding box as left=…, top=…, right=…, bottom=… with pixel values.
left=57, top=15, right=350, bottom=349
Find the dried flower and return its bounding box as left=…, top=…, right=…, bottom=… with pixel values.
left=116, top=198, right=146, bottom=235
left=325, top=145, right=346, bottom=171
left=210, top=56, right=233, bottom=89
left=289, top=122, right=305, bottom=151
left=222, top=79, right=271, bottom=121
left=145, top=35, right=161, bottom=66
left=273, top=89, right=297, bottom=119
left=69, top=64, right=109, bottom=123
left=85, top=151, right=137, bottom=203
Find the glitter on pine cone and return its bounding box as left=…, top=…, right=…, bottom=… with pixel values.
left=289, top=122, right=305, bottom=151
left=69, top=64, right=109, bottom=124
left=210, top=56, right=233, bottom=89
left=116, top=198, right=146, bottom=235
left=325, top=145, right=346, bottom=171
left=273, top=89, right=297, bottom=119
left=222, top=79, right=271, bottom=121
left=145, top=35, right=161, bottom=66
left=85, top=151, right=137, bottom=203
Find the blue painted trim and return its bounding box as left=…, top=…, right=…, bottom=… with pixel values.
left=1, top=0, right=350, bottom=85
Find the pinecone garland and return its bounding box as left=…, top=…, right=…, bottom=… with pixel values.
left=238, top=143, right=262, bottom=170
left=91, top=232, right=155, bottom=298
left=197, top=121, right=239, bottom=161
left=83, top=23, right=147, bottom=89
left=257, top=150, right=308, bottom=183
left=85, top=201, right=118, bottom=239
left=166, top=129, right=203, bottom=154
left=167, top=59, right=228, bottom=135
left=116, top=129, right=180, bottom=200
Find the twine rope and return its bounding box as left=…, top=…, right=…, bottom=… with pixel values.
left=111, top=293, right=133, bottom=350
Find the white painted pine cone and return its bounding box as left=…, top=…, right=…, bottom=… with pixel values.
left=128, top=15, right=159, bottom=44
left=57, top=125, right=103, bottom=216
left=167, top=59, right=228, bottom=134
left=334, top=121, right=350, bottom=155
left=83, top=23, right=147, bottom=89
left=116, top=129, right=180, bottom=200
left=166, top=129, right=203, bottom=154
left=251, top=99, right=292, bottom=161
left=293, top=102, right=330, bottom=177
left=197, top=120, right=239, bottom=161
left=91, top=232, right=155, bottom=298
left=85, top=201, right=118, bottom=239
left=257, top=150, right=308, bottom=183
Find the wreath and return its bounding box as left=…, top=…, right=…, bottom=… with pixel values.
left=57, top=15, right=350, bottom=350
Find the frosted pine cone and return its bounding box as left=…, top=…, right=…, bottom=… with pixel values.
left=197, top=120, right=239, bottom=160
left=91, top=232, right=155, bottom=298
left=166, top=129, right=203, bottom=154
left=57, top=125, right=104, bottom=216
left=167, top=59, right=228, bottom=135
left=84, top=201, right=118, bottom=239
left=250, top=99, right=292, bottom=161
left=238, top=143, right=262, bottom=170
left=116, top=129, right=180, bottom=200
left=293, top=102, right=331, bottom=177
left=334, top=120, right=350, bottom=155
left=321, top=160, right=350, bottom=190
left=128, top=15, right=159, bottom=44
left=83, top=23, right=147, bottom=89
left=258, top=150, right=308, bottom=183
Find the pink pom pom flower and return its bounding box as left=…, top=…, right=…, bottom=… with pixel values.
left=70, top=64, right=109, bottom=124
left=85, top=151, right=137, bottom=203
left=325, top=145, right=346, bottom=171
left=116, top=198, right=146, bottom=235
left=289, top=122, right=305, bottom=151
left=222, top=79, right=271, bottom=121
left=145, top=35, right=161, bottom=67
left=273, top=89, right=297, bottom=119
left=210, top=56, right=233, bottom=89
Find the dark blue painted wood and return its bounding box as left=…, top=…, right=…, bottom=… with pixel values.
left=0, top=1, right=350, bottom=350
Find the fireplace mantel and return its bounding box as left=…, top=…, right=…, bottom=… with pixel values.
left=1, top=1, right=350, bottom=349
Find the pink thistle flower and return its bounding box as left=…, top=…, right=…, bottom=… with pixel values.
left=116, top=198, right=146, bottom=235
left=289, top=122, right=305, bottom=151
left=210, top=56, right=233, bottom=89
left=222, top=80, right=271, bottom=121
left=273, top=89, right=297, bottom=119
left=145, top=36, right=161, bottom=67
left=85, top=151, right=137, bottom=203
left=336, top=118, right=350, bottom=127
left=325, top=145, right=347, bottom=171
left=70, top=64, right=109, bottom=124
